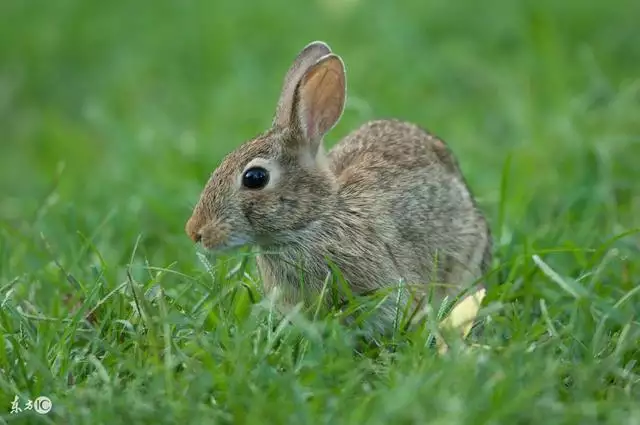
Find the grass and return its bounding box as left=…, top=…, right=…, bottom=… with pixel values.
left=1, top=0, right=640, bottom=423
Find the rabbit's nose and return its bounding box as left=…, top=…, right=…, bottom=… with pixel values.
left=185, top=216, right=202, bottom=243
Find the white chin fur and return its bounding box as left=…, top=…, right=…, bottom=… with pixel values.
left=226, top=234, right=253, bottom=249
left=202, top=234, right=253, bottom=254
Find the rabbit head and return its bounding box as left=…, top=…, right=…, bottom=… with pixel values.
left=185, top=41, right=347, bottom=252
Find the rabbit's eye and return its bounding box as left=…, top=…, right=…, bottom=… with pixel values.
left=242, top=167, right=270, bottom=189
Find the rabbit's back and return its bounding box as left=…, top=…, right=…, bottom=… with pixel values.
left=329, top=119, right=460, bottom=176
left=328, top=119, right=491, bottom=296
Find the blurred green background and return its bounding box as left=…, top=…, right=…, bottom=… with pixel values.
left=1, top=0, right=640, bottom=421
left=2, top=0, right=639, bottom=266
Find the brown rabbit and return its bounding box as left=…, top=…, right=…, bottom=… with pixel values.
left=185, top=41, right=492, bottom=334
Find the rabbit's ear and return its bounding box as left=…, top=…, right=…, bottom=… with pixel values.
left=273, top=41, right=332, bottom=129
left=291, top=54, right=346, bottom=154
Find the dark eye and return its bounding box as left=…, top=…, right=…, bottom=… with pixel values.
left=242, top=167, right=269, bottom=189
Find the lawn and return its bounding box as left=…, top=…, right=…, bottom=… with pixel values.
left=1, top=0, right=640, bottom=423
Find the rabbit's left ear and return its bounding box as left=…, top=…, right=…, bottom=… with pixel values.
left=273, top=41, right=332, bottom=130
left=291, top=54, right=346, bottom=156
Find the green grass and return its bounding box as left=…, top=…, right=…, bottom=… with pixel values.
left=1, top=0, right=640, bottom=423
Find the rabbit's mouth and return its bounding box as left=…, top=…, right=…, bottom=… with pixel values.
left=201, top=231, right=253, bottom=254
left=188, top=215, right=252, bottom=253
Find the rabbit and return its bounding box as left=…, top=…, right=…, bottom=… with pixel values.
left=185, top=40, right=492, bottom=335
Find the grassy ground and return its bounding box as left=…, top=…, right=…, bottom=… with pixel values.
left=1, top=0, right=640, bottom=423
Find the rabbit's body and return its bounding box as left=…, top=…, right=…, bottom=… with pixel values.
left=186, top=41, right=492, bottom=333
left=257, top=119, right=491, bottom=330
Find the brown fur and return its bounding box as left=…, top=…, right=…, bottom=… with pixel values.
left=185, top=41, right=492, bottom=333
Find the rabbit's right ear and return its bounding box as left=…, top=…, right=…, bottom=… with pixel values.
left=272, top=41, right=332, bottom=129
left=290, top=54, right=346, bottom=155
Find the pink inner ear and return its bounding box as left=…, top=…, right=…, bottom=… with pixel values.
left=301, top=104, right=318, bottom=141
left=295, top=56, right=345, bottom=147
left=298, top=73, right=332, bottom=142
